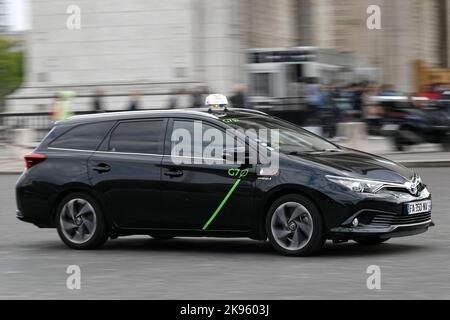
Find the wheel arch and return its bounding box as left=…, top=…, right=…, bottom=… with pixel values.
left=51, top=184, right=113, bottom=231
left=257, top=185, right=327, bottom=240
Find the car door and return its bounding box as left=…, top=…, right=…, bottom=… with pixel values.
left=88, top=118, right=167, bottom=229
left=160, top=118, right=255, bottom=231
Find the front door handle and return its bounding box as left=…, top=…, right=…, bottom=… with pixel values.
left=92, top=163, right=111, bottom=173
left=164, top=169, right=183, bottom=178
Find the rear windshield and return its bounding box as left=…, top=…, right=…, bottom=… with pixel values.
left=48, top=121, right=114, bottom=151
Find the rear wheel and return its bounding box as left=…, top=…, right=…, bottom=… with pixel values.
left=266, top=194, right=325, bottom=256
left=56, top=192, right=108, bottom=250
left=354, top=237, right=390, bottom=245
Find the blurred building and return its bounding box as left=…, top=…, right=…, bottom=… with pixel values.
left=296, top=0, right=450, bottom=93
left=8, top=0, right=299, bottom=112
left=9, top=0, right=450, bottom=112
left=247, top=0, right=297, bottom=48
left=246, top=47, right=377, bottom=105
left=0, top=0, right=9, bottom=33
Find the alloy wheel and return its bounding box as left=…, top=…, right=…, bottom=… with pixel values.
left=270, top=202, right=314, bottom=251
left=59, top=198, right=97, bottom=244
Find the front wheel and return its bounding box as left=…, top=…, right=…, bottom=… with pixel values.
left=56, top=192, right=108, bottom=250
left=266, top=195, right=325, bottom=256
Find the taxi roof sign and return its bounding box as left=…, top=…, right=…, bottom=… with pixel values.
left=205, top=94, right=228, bottom=112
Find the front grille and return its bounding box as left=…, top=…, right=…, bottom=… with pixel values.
left=370, top=212, right=431, bottom=226
left=384, top=183, right=426, bottom=195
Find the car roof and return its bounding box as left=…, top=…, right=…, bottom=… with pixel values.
left=57, top=108, right=268, bottom=125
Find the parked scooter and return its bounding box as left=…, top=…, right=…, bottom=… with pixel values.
left=375, top=96, right=450, bottom=151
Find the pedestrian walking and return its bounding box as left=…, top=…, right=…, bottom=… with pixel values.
left=128, top=91, right=141, bottom=111
left=51, top=91, right=74, bottom=121
left=93, top=89, right=104, bottom=113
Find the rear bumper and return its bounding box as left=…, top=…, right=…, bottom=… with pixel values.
left=16, top=209, right=25, bottom=220
left=16, top=209, right=53, bottom=228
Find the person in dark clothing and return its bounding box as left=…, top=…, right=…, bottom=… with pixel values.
left=190, top=88, right=203, bottom=108
left=230, top=85, right=248, bottom=108
left=351, top=83, right=365, bottom=119
left=92, top=89, right=104, bottom=113
left=128, top=91, right=141, bottom=111
left=168, top=89, right=179, bottom=109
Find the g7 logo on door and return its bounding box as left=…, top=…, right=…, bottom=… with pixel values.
left=228, top=169, right=249, bottom=178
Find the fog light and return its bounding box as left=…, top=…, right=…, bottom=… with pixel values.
left=352, top=218, right=359, bottom=227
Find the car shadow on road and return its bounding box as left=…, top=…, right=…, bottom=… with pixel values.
left=318, top=241, right=432, bottom=258
left=36, top=237, right=433, bottom=258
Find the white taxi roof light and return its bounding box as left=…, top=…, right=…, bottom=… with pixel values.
left=206, top=94, right=228, bottom=112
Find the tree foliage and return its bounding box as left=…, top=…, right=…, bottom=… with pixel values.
left=0, top=36, right=24, bottom=99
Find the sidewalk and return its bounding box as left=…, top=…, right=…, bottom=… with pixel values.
left=0, top=159, right=24, bottom=174
left=1, top=151, right=450, bottom=174
left=380, top=151, right=450, bottom=168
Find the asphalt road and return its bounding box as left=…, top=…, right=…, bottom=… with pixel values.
left=0, top=169, right=449, bottom=300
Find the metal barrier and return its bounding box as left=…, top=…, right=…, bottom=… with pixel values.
left=0, top=112, right=53, bottom=144
left=0, top=111, right=93, bottom=145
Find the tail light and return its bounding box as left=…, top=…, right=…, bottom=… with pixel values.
left=24, top=153, right=47, bottom=169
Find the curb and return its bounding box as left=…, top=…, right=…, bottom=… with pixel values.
left=397, top=160, right=450, bottom=168
left=0, top=171, right=23, bottom=175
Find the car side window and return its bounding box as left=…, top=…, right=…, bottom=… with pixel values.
left=171, top=120, right=238, bottom=160
left=48, top=121, right=113, bottom=151
left=108, top=120, right=165, bottom=154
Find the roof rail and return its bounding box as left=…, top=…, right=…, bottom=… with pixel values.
left=229, top=108, right=269, bottom=116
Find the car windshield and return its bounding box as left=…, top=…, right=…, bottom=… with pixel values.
left=220, top=114, right=339, bottom=154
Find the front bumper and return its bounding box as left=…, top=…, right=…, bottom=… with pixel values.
left=330, top=187, right=433, bottom=240
left=330, top=218, right=433, bottom=239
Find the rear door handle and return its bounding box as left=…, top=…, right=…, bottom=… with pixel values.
left=92, top=163, right=111, bottom=173
left=164, top=169, right=183, bottom=178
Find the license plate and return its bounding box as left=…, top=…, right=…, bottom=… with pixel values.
left=406, top=200, right=432, bottom=215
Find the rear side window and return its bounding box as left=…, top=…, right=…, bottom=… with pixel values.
left=108, top=120, right=165, bottom=154
left=49, top=121, right=113, bottom=150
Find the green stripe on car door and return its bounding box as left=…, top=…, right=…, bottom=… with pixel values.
left=202, top=179, right=242, bottom=230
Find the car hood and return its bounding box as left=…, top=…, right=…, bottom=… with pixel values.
left=286, top=149, right=414, bottom=183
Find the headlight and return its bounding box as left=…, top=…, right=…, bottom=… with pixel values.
left=326, top=175, right=385, bottom=193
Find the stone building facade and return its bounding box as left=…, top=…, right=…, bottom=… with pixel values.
left=8, top=0, right=450, bottom=112
left=296, top=0, right=450, bottom=92
left=0, top=0, right=9, bottom=32
left=8, top=0, right=297, bottom=112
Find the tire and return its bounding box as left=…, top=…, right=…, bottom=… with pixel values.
left=149, top=235, right=174, bottom=240
left=56, top=192, right=109, bottom=250
left=354, top=237, right=390, bottom=245
left=266, top=194, right=325, bottom=256
left=394, top=134, right=406, bottom=151
left=395, top=141, right=405, bottom=152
